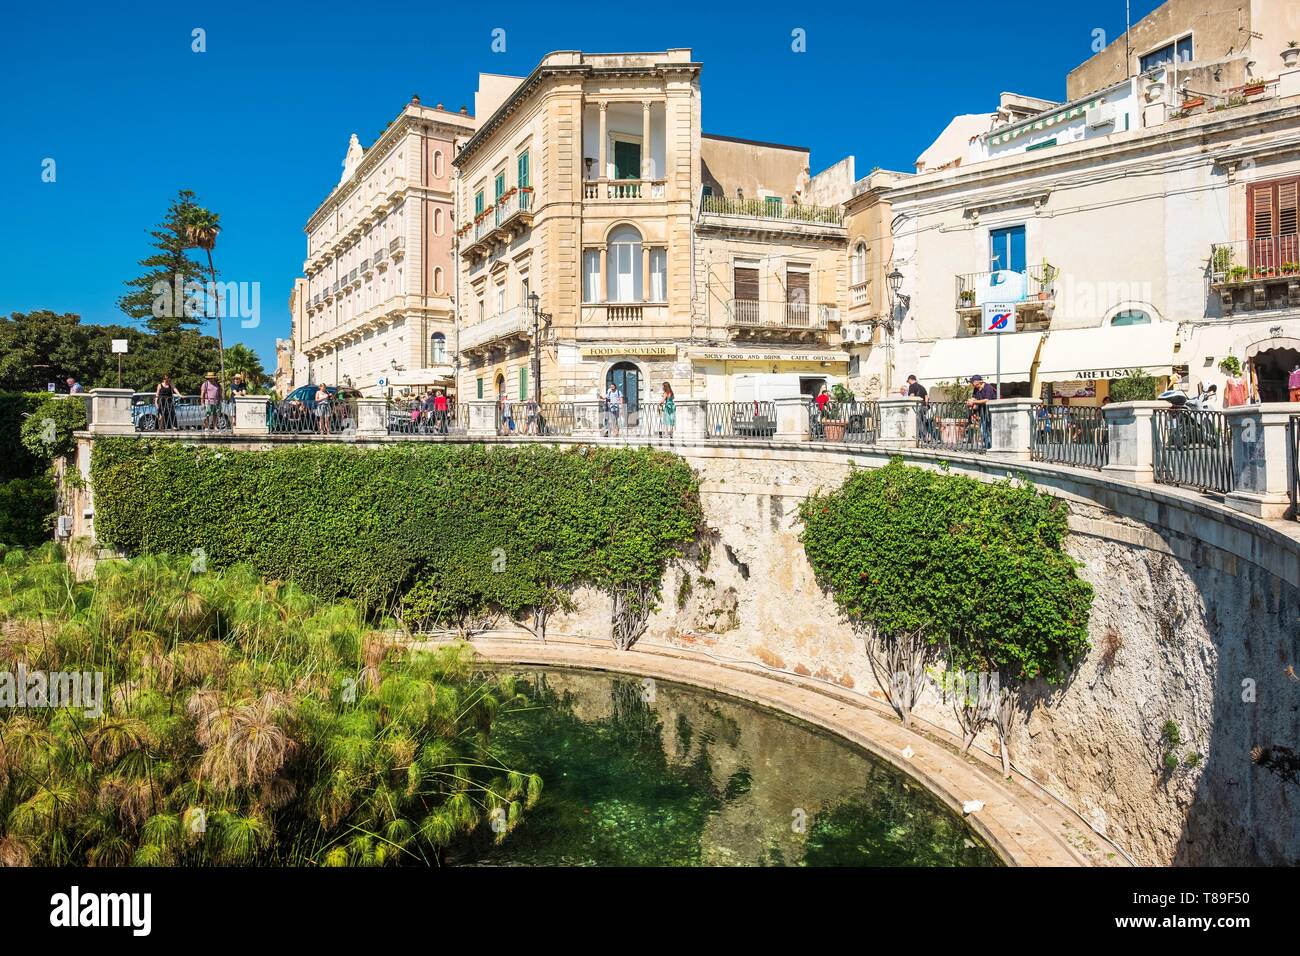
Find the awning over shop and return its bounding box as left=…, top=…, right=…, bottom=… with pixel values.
left=386, top=366, right=455, bottom=387
left=1035, top=323, right=1176, bottom=382
left=916, top=332, right=1043, bottom=385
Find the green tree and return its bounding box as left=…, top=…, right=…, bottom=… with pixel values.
left=1108, top=371, right=1160, bottom=403
left=118, top=189, right=211, bottom=336
left=223, top=343, right=271, bottom=391
left=183, top=205, right=225, bottom=384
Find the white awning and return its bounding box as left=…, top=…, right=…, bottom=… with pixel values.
left=387, top=366, right=455, bottom=387
left=916, top=332, right=1044, bottom=385
left=1035, top=323, right=1176, bottom=382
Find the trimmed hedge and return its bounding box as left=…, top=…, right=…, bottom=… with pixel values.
left=90, top=439, right=703, bottom=622
left=0, top=392, right=82, bottom=547
left=800, top=458, right=1092, bottom=682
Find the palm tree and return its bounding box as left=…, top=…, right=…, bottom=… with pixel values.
left=183, top=206, right=224, bottom=387
left=222, top=343, right=270, bottom=391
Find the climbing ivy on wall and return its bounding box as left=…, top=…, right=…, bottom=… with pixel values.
left=90, top=439, right=703, bottom=639
left=800, top=458, right=1092, bottom=683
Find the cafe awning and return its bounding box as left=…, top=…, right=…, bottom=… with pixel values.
left=1035, top=323, right=1177, bottom=382
left=916, top=332, right=1044, bottom=385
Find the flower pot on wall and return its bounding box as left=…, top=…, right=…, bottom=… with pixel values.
left=1282, top=48, right=1300, bottom=69
left=823, top=421, right=847, bottom=442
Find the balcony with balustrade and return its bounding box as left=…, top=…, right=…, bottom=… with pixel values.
left=724, top=298, right=839, bottom=343
left=1208, top=237, right=1300, bottom=314
left=458, top=305, right=534, bottom=357
left=697, top=192, right=846, bottom=245
left=954, top=263, right=1057, bottom=335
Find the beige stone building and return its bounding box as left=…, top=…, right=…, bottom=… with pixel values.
left=452, top=50, right=852, bottom=410
left=869, top=0, right=1300, bottom=406
left=295, top=98, right=478, bottom=397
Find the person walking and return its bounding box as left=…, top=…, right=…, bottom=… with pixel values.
left=967, top=374, right=998, bottom=448
left=660, top=382, right=676, bottom=438
left=155, top=373, right=180, bottom=430
left=315, top=383, right=333, bottom=435
left=433, top=388, right=449, bottom=434
left=605, top=383, right=622, bottom=437
left=200, top=372, right=223, bottom=431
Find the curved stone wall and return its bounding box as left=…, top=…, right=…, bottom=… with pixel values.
left=72, top=432, right=1300, bottom=864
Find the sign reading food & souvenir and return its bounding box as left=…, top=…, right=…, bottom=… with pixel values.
left=580, top=345, right=678, bottom=358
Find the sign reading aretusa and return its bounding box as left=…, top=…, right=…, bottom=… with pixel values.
left=580, top=345, right=678, bottom=358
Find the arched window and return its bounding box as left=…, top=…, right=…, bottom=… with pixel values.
left=433, top=150, right=444, bottom=178
left=851, top=243, right=868, bottom=285
left=433, top=267, right=444, bottom=293
left=434, top=208, right=444, bottom=235
left=606, top=225, right=643, bottom=302
left=430, top=332, right=446, bottom=364
left=1110, top=309, right=1152, bottom=326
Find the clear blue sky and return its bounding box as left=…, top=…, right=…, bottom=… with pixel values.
left=1, top=0, right=1161, bottom=368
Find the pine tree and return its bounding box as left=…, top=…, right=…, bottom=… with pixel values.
left=118, top=189, right=212, bottom=335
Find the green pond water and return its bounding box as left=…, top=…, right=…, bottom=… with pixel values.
left=460, top=668, right=1000, bottom=867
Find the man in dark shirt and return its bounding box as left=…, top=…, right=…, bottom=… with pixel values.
left=968, top=374, right=998, bottom=447
left=905, top=375, right=927, bottom=400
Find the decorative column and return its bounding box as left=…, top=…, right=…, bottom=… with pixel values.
left=1101, top=400, right=1161, bottom=484
left=876, top=397, right=921, bottom=448
left=87, top=388, right=135, bottom=434
left=641, top=245, right=651, bottom=303
left=641, top=101, right=652, bottom=180
left=597, top=102, right=608, bottom=184
left=354, top=397, right=388, bottom=439
left=232, top=396, right=270, bottom=436
left=987, top=397, right=1039, bottom=461
left=598, top=247, right=608, bottom=303
left=467, top=399, right=499, bottom=437
left=1224, top=403, right=1295, bottom=519
left=774, top=396, right=810, bottom=442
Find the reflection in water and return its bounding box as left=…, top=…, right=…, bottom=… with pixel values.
left=461, top=669, right=999, bottom=867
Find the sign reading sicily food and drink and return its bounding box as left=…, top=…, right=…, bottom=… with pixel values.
left=981, top=303, right=1017, bottom=334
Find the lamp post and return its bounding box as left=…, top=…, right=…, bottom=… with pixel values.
left=885, top=268, right=906, bottom=394
left=527, top=291, right=551, bottom=403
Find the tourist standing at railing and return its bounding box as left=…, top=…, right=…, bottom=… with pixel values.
left=524, top=397, right=540, bottom=435
left=967, top=375, right=997, bottom=448
left=605, top=383, right=622, bottom=437
left=200, top=372, right=223, bottom=431
left=315, top=383, right=332, bottom=435
left=155, top=374, right=179, bottom=430
left=433, top=388, right=449, bottom=435
left=230, top=374, right=248, bottom=398
left=661, top=382, right=676, bottom=438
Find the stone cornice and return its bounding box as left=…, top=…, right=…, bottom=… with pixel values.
left=454, top=56, right=701, bottom=169
left=307, top=107, right=474, bottom=233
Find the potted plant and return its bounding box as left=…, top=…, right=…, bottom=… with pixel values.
left=1219, top=355, right=1242, bottom=377
left=1244, top=77, right=1268, bottom=96
left=1181, top=95, right=1206, bottom=109
left=821, top=384, right=855, bottom=441
left=1144, top=68, right=1167, bottom=102
left=1283, top=261, right=1299, bottom=275
left=1038, top=260, right=1059, bottom=299
left=1283, top=41, right=1300, bottom=69
left=1228, top=264, right=1250, bottom=282
left=959, top=288, right=976, bottom=307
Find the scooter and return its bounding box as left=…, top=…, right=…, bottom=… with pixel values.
left=1158, top=385, right=1219, bottom=448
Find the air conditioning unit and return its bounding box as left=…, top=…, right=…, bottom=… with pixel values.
left=1086, top=103, right=1116, bottom=128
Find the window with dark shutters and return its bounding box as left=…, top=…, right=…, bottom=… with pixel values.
left=734, top=265, right=759, bottom=301
left=1248, top=178, right=1300, bottom=270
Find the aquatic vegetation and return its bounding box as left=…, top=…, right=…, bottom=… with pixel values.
left=0, top=544, right=540, bottom=866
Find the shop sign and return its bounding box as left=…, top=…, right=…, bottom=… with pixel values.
left=687, top=349, right=849, bottom=363
left=580, top=345, right=678, bottom=358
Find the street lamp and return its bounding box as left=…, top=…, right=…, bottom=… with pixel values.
left=527, top=292, right=550, bottom=403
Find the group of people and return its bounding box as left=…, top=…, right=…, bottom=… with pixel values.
left=597, top=382, right=676, bottom=438
left=407, top=388, right=452, bottom=435
left=498, top=394, right=542, bottom=436
left=152, top=372, right=248, bottom=430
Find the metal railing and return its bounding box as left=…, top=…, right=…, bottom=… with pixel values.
left=809, top=400, right=879, bottom=443
left=268, top=397, right=355, bottom=435
left=1030, top=405, right=1110, bottom=470
left=954, top=262, right=1055, bottom=306
left=1153, top=408, right=1234, bottom=494
left=701, top=194, right=843, bottom=225
left=916, top=402, right=988, bottom=453
left=1209, top=236, right=1300, bottom=285
left=706, top=401, right=777, bottom=439
left=1290, top=416, right=1300, bottom=520
left=496, top=401, right=575, bottom=436
left=387, top=401, right=465, bottom=436
left=727, top=299, right=831, bottom=330
left=132, top=395, right=233, bottom=432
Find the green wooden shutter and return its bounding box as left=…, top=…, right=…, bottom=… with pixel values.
left=474, top=191, right=484, bottom=215
left=519, top=367, right=528, bottom=401
left=476, top=377, right=484, bottom=400
left=495, top=173, right=505, bottom=200
left=518, top=152, right=530, bottom=188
